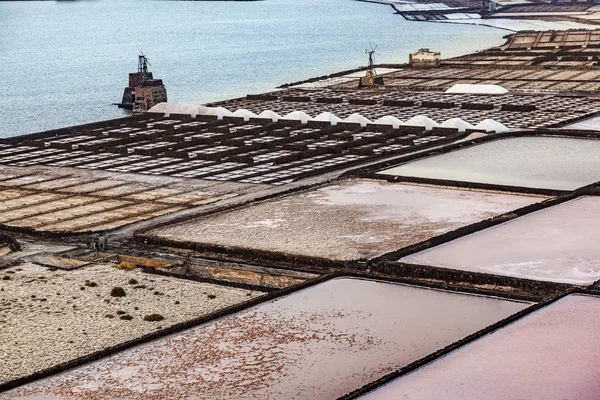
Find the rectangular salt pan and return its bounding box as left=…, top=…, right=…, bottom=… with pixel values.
left=151, top=179, right=543, bottom=261
left=361, top=294, right=600, bottom=400
left=0, top=278, right=530, bottom=400
left=379, top=136, right=600, bottom=190
left=402, top=196, right=600, bottom=285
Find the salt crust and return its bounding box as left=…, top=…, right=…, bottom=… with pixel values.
left=152, top=179, right=543, bottom=261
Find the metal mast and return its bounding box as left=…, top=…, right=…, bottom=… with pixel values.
left=138, top=53, right=149, bottom=74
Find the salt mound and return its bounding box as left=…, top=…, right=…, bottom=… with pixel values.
left=441, top=118, right=474, bottom=132
left=374, top=116, right=403, bottom=129
left=461, top=132, right=488, bottom=141
left=197, top=106, right=233, bottom=120
left=258, top=110, right=282, bottom=122
left=345, top=113, right=372, bottom=127
left=147, top=103, right=199, bottom=117
left=314, top=112, right=343, bottom=125
left=404, top=115, right=439, bottom=130
left=283, top=111, right=313, bottom=124
left=233, top=109, right=258, bottom=122
left=445, top=84, right=508, bottom=95
left=474, top=119, right=510, bottom=133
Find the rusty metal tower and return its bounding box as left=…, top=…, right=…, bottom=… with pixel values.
left=138, top=53, right=150, bottom=74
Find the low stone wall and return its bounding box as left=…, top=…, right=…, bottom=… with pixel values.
left=370, top=261, right=573, bottom=302
left=136, top=234, right=363, bottom=273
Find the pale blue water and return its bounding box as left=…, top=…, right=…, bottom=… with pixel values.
left=0, top=0, right=506, bottom=137
left=380, top=136, right=600, bottom=190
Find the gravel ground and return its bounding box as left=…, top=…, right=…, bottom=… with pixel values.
left=0, top=263, right=263, bottom=384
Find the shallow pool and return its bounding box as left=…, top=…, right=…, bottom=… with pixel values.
left=361, top=294, right=600, bottom=400
left=401, top=196, right=600, bottom=285
left=379, top=136, right=600, bottom=190
left=1, top=277, right=530, bottom=400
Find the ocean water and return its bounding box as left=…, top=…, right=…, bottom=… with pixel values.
left=0, top=0, right=506, bottom=137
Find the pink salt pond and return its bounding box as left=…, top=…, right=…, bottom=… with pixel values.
left=402, top=196, right=600, bottom=285
left=360, top=294, right=600, bottom=400
left=0, top=278, right=529, bottom=400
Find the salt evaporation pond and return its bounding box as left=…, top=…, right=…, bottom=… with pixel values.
left=379, top=136, right=600, bottom=190
left=151, top=179, right=544, bottom=260
left=360, top=294, right=600, bottom=400
left=0, top=278, right=530, bottom=400
left=402, top=196, right=600, bottom=285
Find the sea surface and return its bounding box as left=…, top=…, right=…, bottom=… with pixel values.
left=0, top=0, right=506, bottom=137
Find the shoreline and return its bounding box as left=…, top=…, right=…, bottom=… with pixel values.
left=2, top=0, right=594, bottom=139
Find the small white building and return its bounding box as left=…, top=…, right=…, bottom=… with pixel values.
left=409, top=48, right=441, bottom=68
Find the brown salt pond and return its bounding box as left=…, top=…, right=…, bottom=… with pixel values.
left=150, top=179, right=544, bottom=260
left=379, top=136, right=600, bottom=190
left=360, top=294, right=600, bottom=400
left=402, top=196, right=600, bottom=285
left=0, top=277, right=530, bottom=400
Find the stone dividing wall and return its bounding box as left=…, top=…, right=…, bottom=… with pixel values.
left=370, top=262, right=573, bottom=302
left=275, top=64, right=405, bottom=88
left=137, top=234, right=363, bottom=273
left=368, top=174, right=567, bottom=197
left=176, top=258, right=315, bottom=289
left=140, top=266, right=279, bottom=293
left=129, top=250, right=318, bottom=290
left=115, top=241, right=324, bottom=289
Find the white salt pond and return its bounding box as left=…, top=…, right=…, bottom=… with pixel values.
left=0, top=277, right=530, bottom=400
left=379, top=136, right=600, bottom=190
left=402, top=196, right=600, bottom=285
left=360, top=294, right=600, bottom=400
left=151, top=179, right=544, bottom=261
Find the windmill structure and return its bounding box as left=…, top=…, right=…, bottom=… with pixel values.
left=359, top=44, right=385, bottom=88
left=138, top=52, right=150, bottom=74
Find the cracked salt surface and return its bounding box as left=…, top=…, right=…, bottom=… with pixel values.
left=361, top=294, right=600, bottom=400
left=402, top=196, right=600, bottom=285
left=153, top=179, right=544, bottom=260
left=0, top=263, right=261, bottom=384
left=0, top=277, right=530, bottom=400
left=380, top=136, right=600, bottom=190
